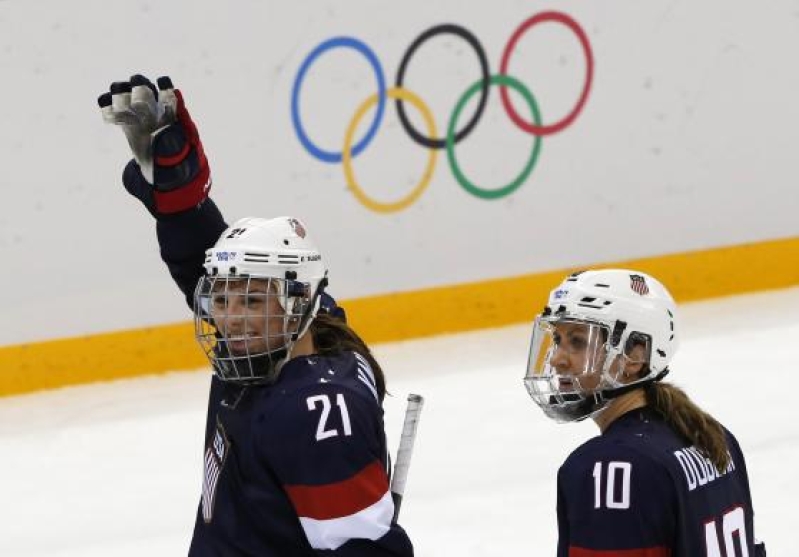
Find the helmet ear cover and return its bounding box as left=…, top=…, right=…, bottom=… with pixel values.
left=286, top=280, right=310, bottom=298
left=288, top=275, right=329, bottom=341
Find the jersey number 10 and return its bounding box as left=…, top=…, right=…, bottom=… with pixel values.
left=592, top=461, right=631, bottom=509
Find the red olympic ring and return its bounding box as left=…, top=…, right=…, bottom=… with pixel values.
left=499, top=11, right=594, bottom=136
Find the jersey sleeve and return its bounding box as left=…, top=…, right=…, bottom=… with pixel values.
left=557, top=444, right=676, bottom=557
left=154, top=196, right=228, bottom=308
left=123, top=160, right=229, bottom=308
left=259, top=381, right=413, bottom=556
left=725, top=431, right=767, bottom=556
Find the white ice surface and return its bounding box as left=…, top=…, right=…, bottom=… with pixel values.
left=1, top=288, right=796, bottom=556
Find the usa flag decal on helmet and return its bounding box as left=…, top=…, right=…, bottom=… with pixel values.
left=629, top=274, right=650, bottom=295
left=288, top=218, right=307, bottom=238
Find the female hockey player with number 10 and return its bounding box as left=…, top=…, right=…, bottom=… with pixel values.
left=524, top=269, right=766, bottom=556
left=98, top=75, right=413, bottom=556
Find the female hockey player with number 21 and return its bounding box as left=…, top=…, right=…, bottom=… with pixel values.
left=98, top=74, right=413, bottom=556
left=524, top=269, right=766, bottom=556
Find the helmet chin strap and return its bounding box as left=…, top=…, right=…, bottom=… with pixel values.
left=212, top=344, right=291, bottom=385
left=546, top=392, right=604, bottom=423
left=597, top=366, right=671, bottom=401
left=556, top=367, right=671, bottom=423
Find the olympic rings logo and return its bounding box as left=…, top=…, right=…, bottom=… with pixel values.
left=291, top=11, right=594, bottom=213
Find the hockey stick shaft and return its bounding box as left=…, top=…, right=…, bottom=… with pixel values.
left=391, top=393, right=424, bottom=523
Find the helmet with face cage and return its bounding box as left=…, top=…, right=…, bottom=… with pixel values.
left=524, top=269, right=679, bottom=422
left=194, top=216, right=327, bottom=383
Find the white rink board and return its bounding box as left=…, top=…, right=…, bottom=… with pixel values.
left=1, top=0, right=797, bottom=344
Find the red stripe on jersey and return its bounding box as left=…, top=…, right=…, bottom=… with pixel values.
left=284, top=460, right=389, bottom=520
left=570, top=547, right=670, bottom=557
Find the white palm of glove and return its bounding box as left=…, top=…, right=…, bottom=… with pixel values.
left=100, top=77, right=178, bottom=183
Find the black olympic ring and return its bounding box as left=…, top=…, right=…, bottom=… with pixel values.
left=395, top=24, right=490, bottom=150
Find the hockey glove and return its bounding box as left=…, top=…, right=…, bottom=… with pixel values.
left=98, top=74, right=211, bottom=217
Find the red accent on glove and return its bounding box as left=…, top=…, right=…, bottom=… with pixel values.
left=174, top=89, right=208, bottom=170
left=152, top=89, right=212, bottom=214
left=153, top=163, right=212, bottom=214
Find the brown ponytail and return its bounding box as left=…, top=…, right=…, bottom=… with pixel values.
left=646, top=382, right=730, bottom=471
left=310, top=312, right=387, bottom=402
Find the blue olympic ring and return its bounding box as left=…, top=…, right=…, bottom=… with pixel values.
left=290, top=37, right=387, bottom=164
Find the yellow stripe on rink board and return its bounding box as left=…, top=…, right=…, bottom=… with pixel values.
left=1, top=236, right=797, bottom=397
left=0, top=323, right=207, bottom=397
left=347, top=235, right=799, bottom=343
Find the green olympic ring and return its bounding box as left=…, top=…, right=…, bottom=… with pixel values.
left=447, top=74, right=542, bottom=200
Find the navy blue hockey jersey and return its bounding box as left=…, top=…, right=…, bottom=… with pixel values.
left=556, top=407, right=764, bottom=557
left=189, top=351, right=412, bottom=556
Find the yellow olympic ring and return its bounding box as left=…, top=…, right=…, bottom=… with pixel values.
left=343, top=87, right=438, bottom=214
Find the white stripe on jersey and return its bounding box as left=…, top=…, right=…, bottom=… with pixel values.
left=202, top=448, right=222, bottom=522
left=357, top=374, right=378, bottom=401
left=353, top=353, right=376, bottom=385
left=202, top=427, right=228, bottom=523
left=299, top=491, right=394, bottom=550
left=354, top=353, right=378, bottom=401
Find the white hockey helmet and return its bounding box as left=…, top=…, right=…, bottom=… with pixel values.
left=524, top=269, right=679, bottom=423
left=193, top=216, right=328, bottom=383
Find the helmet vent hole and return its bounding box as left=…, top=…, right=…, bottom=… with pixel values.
left=283, top=239, right=290, bottom=246
left=244, top=252, right=271, bottom=263
left=594, top=283, right=610, bottom=288
left=581, top=296, right=596, bottom=303
left=277, top=255, right=301, bottom=265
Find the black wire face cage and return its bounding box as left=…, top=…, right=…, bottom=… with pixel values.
left=193, top=275, right=315, bottom=383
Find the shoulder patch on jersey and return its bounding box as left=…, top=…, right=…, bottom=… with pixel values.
left=353, top=352, right=378, bottom=401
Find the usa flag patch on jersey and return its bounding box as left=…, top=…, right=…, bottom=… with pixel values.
left=630, top=274, right=650, bottom=295
left=202, top=422, right=230, bottom=523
